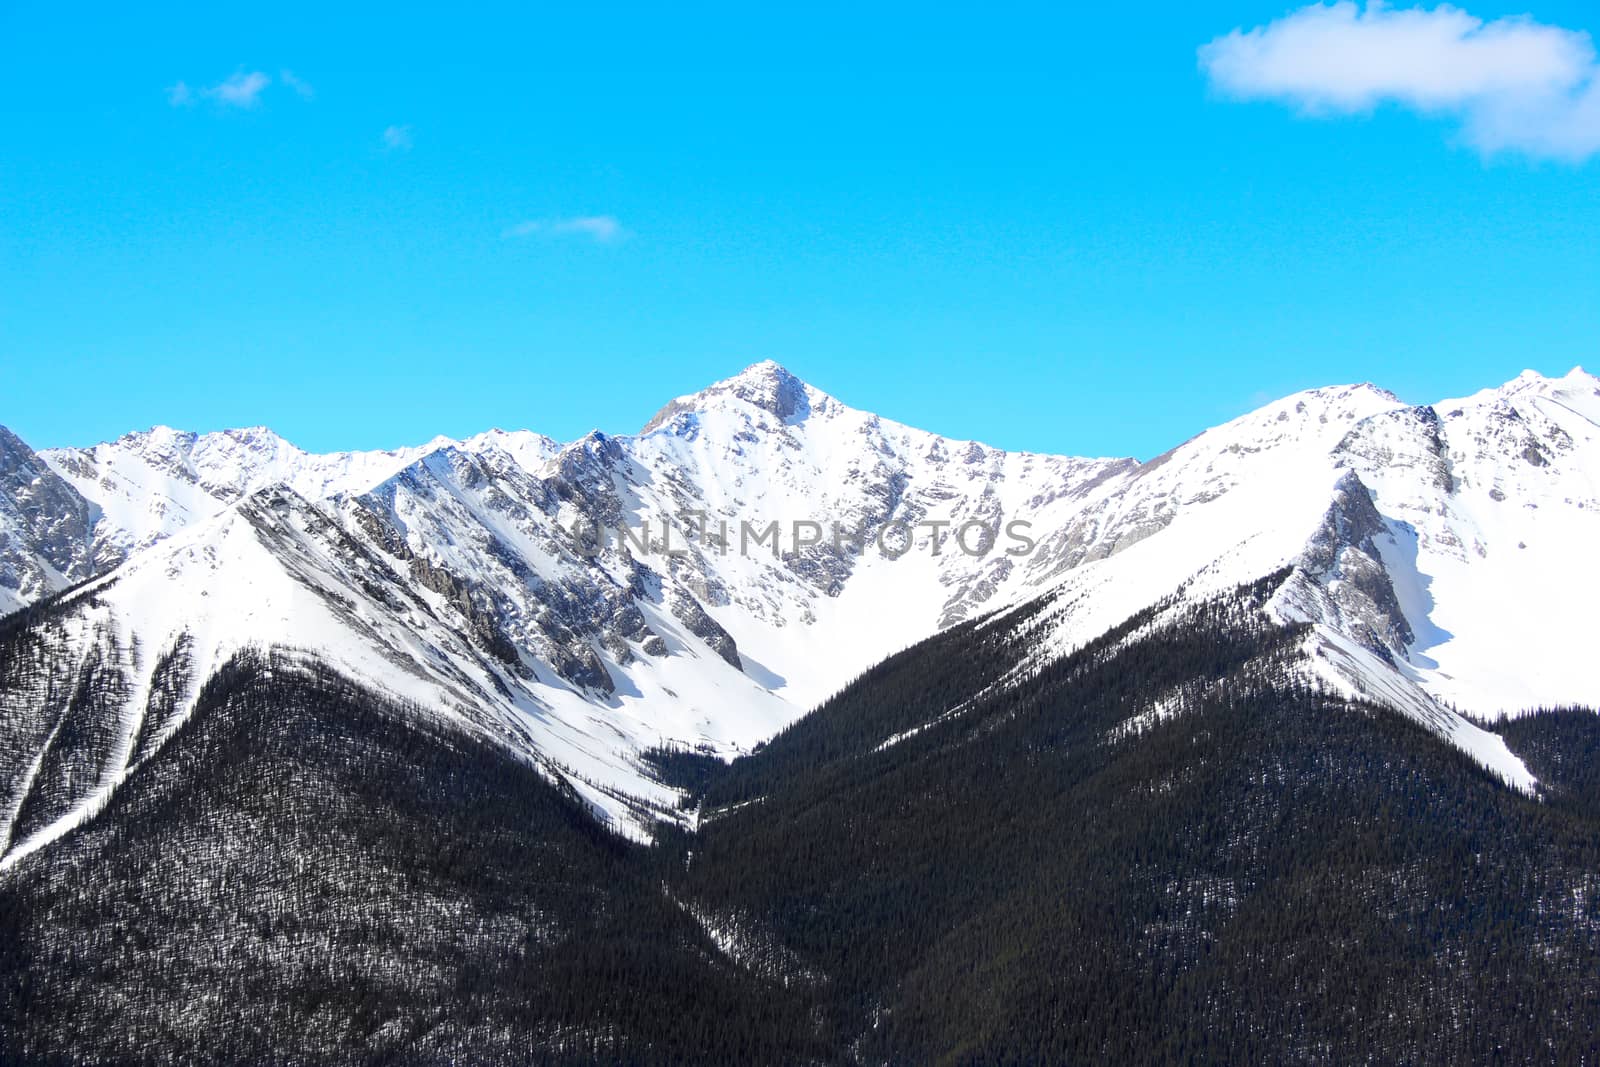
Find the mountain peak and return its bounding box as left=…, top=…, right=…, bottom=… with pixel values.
left=1301, top=381, right=1403, bottom=406
left=1221, top=381, right=1404, bottom=437
left=1505, top=369, right=1555, bottom=394
left=714, top=360, right=809, bottom=418
left=0, top=424, right=30, bottom=456
left=118, top=424, right=198, bottom=448
left=1498, top=366, right=1600, bottom=394
left=1439, top=366, right=1600, bottom=413
left=641, top=360, right=818, bottom=434
left=731, top=357, right=794, bottom=381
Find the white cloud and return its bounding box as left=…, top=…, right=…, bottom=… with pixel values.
left=204, top=70, right=272, bottom=108
left=167, top=69, right=315, bottom=110
left=279, top=69, right=315, bottom=100
left=1200, top=2, right=1600, bottom=161
left=382, top=124, right=414, bottom=151
left=502, top=216, right=627, bottom=243
left=553, top=216, right=625, bottom=241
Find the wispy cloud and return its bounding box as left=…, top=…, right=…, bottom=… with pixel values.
left=205, top=70, right=272, bottom=108
left=279, top=69, right=315, bottom=101
left=1200, top=2, right=1600, bottom=161
left=166, top=69, right=315, bottom=110
left=502, top=216, right=627, bottom=243
left=382, top=124, right=414, bottom=151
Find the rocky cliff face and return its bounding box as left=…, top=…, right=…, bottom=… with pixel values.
left=0, top=426, right=123, bottom=613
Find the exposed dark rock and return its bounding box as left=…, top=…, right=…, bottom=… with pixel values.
left=1290, top=471, right=1415, bottom=660
left=0, top=426, right=124, bottom=607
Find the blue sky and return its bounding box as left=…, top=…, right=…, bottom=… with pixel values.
left=2, top=1, right=1597, bottom=460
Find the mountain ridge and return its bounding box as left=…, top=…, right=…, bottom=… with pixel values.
left=1, top=361, right=1596, bottom=851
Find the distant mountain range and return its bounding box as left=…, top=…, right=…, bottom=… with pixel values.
left=3, top=362, right=1598, bottom=1063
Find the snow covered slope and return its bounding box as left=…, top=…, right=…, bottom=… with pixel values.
left=37, top=425, right=461, bottom=553
left=1004, top=368, right=1599, bottom=783
left=606, top=361, right=1132, bottom=705
left=0, top=485, right=701, bottom=861
left=2, top=362, right=1597, bottom=851
left=1023, top=382, right=1410, bottom=655
left=1331, top=367, right=1600, bottom=714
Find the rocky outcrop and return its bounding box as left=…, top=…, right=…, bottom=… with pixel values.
left=0, top=426, right=122, bottom=608
left=1284, top=471, right=1414, bottom=662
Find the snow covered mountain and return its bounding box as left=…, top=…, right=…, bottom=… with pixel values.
left=1002, top=367, right=1599, bottom=785
left=37, top=424, right=467, bottom=554
left=1, top=361, right=1597, bottom=854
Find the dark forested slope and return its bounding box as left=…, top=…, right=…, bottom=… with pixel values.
left=669, top=575, right=1600, bottom=1064
left=0, top=650, right=826, bottom=1066
left=3, top=574, right=1599, bottom=1065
